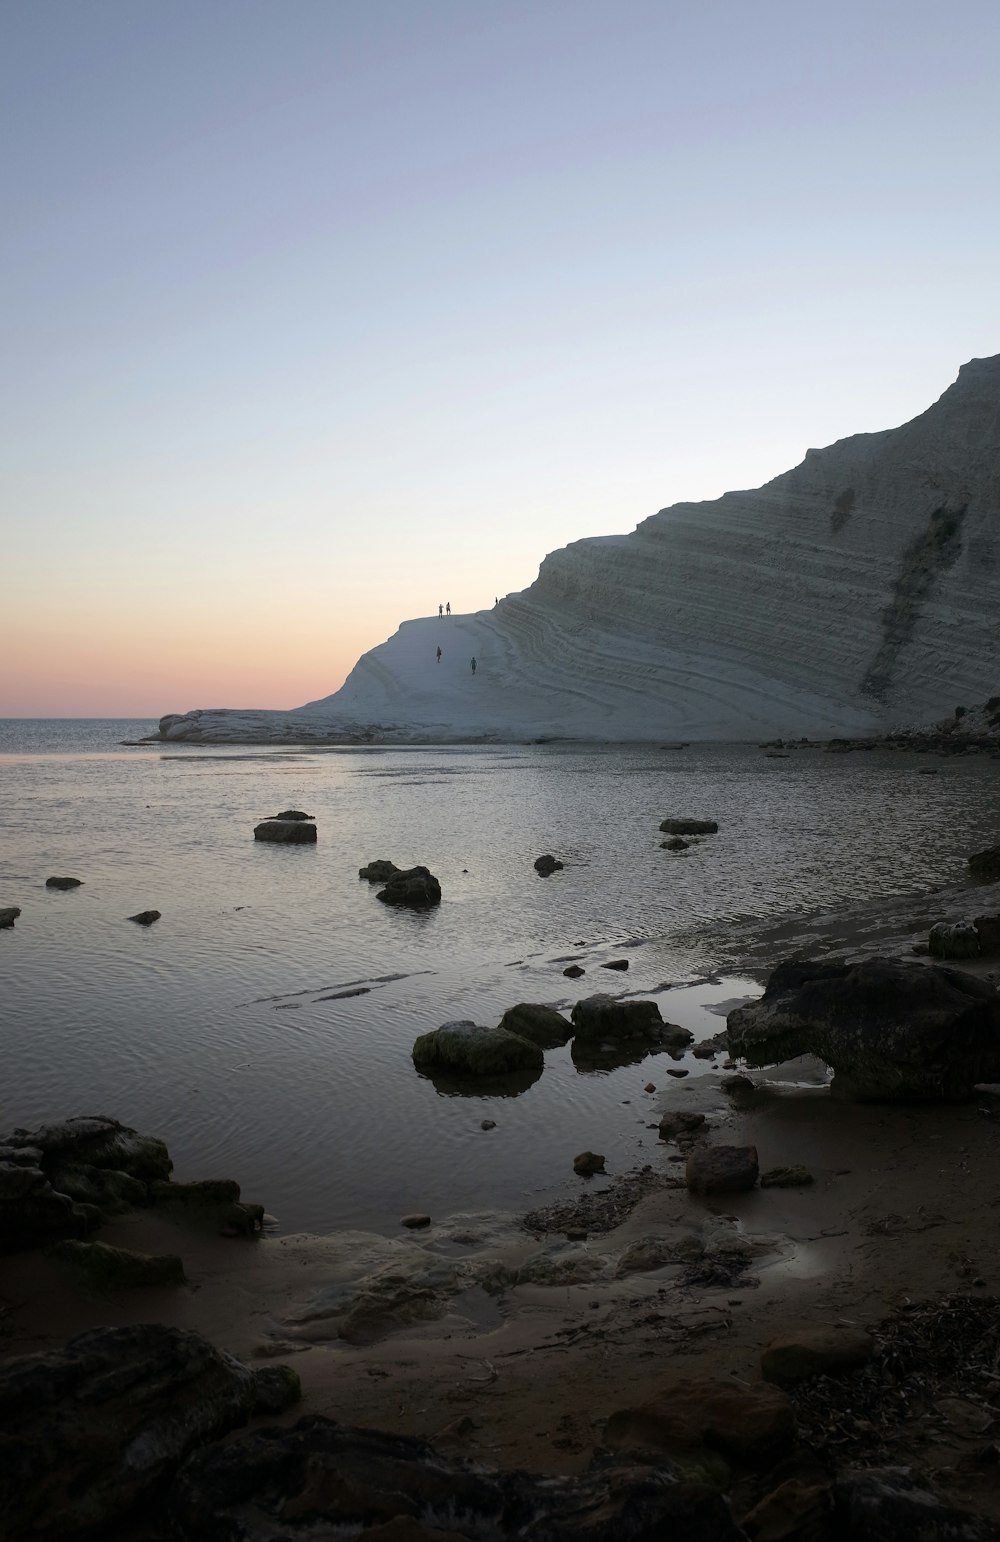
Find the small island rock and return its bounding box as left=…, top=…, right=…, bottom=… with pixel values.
left=412, top=1020, right=543, bottom=1076
left=254, top=819, right=317, bottom=844
left=359, top=859, right=400, bottom=882
left=570, top=994, right=664, bottom=1043
left=46, top=876, right=82, bottom=890
left=128, top=910, right=161, bottom=926
left=659, top=818, right=719, bottom=835
left=534, top=854, right=564, bottom=875
left=0, top=907, right=21, bottom=928
left=376, top=866, right=441, bottom=907
left=272, top=810, right=314, bottom=821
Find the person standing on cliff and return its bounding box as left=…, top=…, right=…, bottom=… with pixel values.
left=446, top=601, right=451, bottom=615
left=470, top=656, right=477, bottom=674
left=436, top=646, right=442, bottom=663
left=438, top=603, right=443, bottom=617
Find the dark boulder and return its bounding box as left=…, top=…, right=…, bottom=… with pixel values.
left=251, top=1364, right=302, bottom=1415
left=499, top=1003, right=573, bottom=1048
left=601, top=959, right=630, bottom=971
left=661, top=836, right=690, bottom=851
left=563, top=963, right=586, bottom=978
left=272, top=810, right=313, bottom=821
left=0, top=1323, right=255, bottom=1541
left=254, top=819, right=317, bottom=844
left=570, top=994, right=664, bottom=1043
left=4, top=1115, right=171, bottom=1182
left=359, top=859, right=401, bottom=882
left=534, top=854, right=564, bottom=875
left=49, top=1238, right=185, bottom=1289
left=413, top=1020, right=543, bottom=1076
left=728, top=957, right=1000, bottom=1100
left=151, top=1179, right=264, bottom=1237
left=659, top=818, right=718, bottom=835
left=0, top=1160, right=95, bottom=1253
left=928, top=921, right=980, bottom=960
left=168, top=1415, right=746, bottom=1541
left=761, top=1326, right=873, bottom=1386
left=0, top=906, right=21, bottom=928
left=45, top=876, right=82, bottom=890
left=686, top=1144, right=759, bottom=1193
left=605, top=1375, right=794, bottom=1467
left=969, top=845, right=1000, bottom=881
left=127, top=909, right=161, bottom=925
left=376, top=866, right=441, bottom=907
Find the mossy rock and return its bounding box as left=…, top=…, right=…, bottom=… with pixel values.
left=50, top=1239, right=185, bottom=1289
left=412, top=1020, right=543, bottom=1076
left=498, top=1003, right=572, bottom=1048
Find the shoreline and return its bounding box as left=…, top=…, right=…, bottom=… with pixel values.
left=6, top=870, right=1000, bottom=1531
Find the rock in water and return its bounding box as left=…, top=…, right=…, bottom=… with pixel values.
left=570, top=994, right=665, bottom=1043
left=412, top=1020, right=543, bottom=1076
left=168, top=1415, right=747, bottom=1540
left=254, top=819, right=317, bottom=843
left=271, top=809, right=313, bottom=821
left=573, top=1151, right=606, bottom=1175
left=686, top=1145, right=760, bottom=1193
left=563, top=963, right=585, bottom=978
left=0, top=906, right=21, bottom=928
left=376, top=866, right=441, bottom=907
left=969, top=844, right=1000, bottom=881
left=499, top=1002, right=573, bottom=1047
left=358, top=859, right=400, bottom=881
left=659, top=818, right=719, bottom=835
left=45, top=876, right=82, bottom=890
left=534, top=853, right=564, bottom=875
left=728, top=957, right=1000, bottom=1100
left=661, top=836, right=690, bottom=851
left=127, top=909, right=161, bottom=925
left=0, top=1324, right=255, bottom=1541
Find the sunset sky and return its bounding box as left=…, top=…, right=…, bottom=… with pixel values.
left=3, top=0, right=999, bottom=717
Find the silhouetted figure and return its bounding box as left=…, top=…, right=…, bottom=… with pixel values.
left=438, top=603, right=443, bottom=617
left=436, top=646, right=442, bottom=663
left=494, top=596, right=498, bottom=606
left=470, top=656, right=477, bottom=675
left=446, top=601, right=451, bottom=615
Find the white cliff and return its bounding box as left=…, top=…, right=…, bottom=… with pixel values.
left=157, top=356, right=1000, bottom=743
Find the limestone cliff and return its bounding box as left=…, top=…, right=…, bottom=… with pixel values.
left=156, top=356, right=1000, bottom=743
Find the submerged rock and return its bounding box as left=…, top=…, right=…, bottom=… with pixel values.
left=376, top=866, right=441, bottom=907
left=728, top=957, right=1000, bottom=1100
left=499, top=1002, right=573, bottom=1047
left=534, top=853, right=564, bottom=875
left=0, top=1323, right=255, bottom=1542
left=661, top=836, right=690, bottom=851
left=412, top=1020, right=543, bottom=1076
left=254, top=819, right=317, bottom=844
left=127, top=909, right=161, bottom=925
left=168, top=1415, right=746, bottom=1541
left=659, top=818, right=719, bottom=835
left=563, top=963, right=586, bottom=978
left=45, top=876, right=82, bottom=890
left=0, top=906, right=21, bottom=928
left=573, top=1150, right=606, bottom=1176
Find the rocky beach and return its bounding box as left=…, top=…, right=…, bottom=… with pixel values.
left=7, top=845, right=1000, bottom=1538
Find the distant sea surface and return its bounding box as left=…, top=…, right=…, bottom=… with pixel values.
left=2, top=718, right=996, bottom=1234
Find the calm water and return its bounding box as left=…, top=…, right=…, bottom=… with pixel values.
left=2, top=719, right=997, bottom=1233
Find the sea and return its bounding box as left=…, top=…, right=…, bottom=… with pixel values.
left=2, top=718, right=995, bottom=1235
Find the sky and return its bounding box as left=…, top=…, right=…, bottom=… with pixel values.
left=2, top=0, right=998, bottom=717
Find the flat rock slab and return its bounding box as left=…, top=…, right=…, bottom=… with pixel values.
left=728, top=956, right=1000, bottom=1100
left=686, top=1144, right=759, bottom=1193
left=254, top=820, right=317, bottom=843
left=761, top=1326, right=874, bottom=1385
left=659, top=818, right=719, bottom=835
left=412, top=1020, right=543, bottom=1076
left=50, top=1239, right=185, bottom=1289
left=606, top=1375, right=795, bottom=1466
left=45, top=876, right=82, bottom=889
